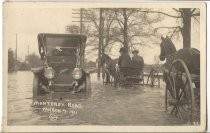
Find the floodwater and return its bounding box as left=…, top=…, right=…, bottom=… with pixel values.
left=7, top=71, right=185, bottom=125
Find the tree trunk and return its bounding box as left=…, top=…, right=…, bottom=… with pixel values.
left=97, top=8, right=104, bottom=78
left=123, top=8, right=129, bottom=53
left=181, top=8, right=191, bottom=48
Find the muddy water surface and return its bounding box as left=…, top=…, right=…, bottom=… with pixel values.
left=7, top=71, right=185, bottom=125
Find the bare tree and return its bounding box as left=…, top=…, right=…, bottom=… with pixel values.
left=114, top=8, right=133, bottom=53
left=141, top=8, right=200, bottom=48
left=112, top=8, right=162, bottom=52
left=102, top=9, right=116, bottom=53
left=97, top=8, right=104, bottom=78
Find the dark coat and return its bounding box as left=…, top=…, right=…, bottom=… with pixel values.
left=132, top=55, right=144, bottom=70
left=118, top=54, right=132, bottom=67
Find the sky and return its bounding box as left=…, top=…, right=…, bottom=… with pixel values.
left=4, top=3, right=200, bottom=64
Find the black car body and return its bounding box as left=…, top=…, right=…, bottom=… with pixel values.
left=32, top=33, right=91, bottom=97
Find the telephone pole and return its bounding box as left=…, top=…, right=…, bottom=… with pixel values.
left=80, top=8, right=83, bottom=34
left=72, top=8, right=90, bottom=68
left=72, top=8, right=89, bottom=34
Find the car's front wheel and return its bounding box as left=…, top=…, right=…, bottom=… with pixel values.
left=33, top=74, right=40, bottom=98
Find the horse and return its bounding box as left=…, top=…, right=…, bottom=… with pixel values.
left=100, top=54, right=118, bottom=85
left=159, top=36, right=200, bottom=89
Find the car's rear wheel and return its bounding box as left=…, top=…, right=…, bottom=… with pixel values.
left=33, top=74, right=40, bottom=98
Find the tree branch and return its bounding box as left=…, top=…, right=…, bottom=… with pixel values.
left=191, top=8, right=196, bottom=14
left=192, top=16, right=199, bottom=22
left=172, top=8, right=180, bottom=12
left=154, top=26, right=181, bottom=33
left=84, top=11, right=100, bottom=32
left=138, top=10, right=182, bottom=18
left=191, top=13, right=200, bottom=16
left=170, top=27, right=181, bottom=39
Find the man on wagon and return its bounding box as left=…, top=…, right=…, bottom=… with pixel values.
left=117, top=47, right=132, bottom=76
left=118, top=47, right=132, bottom=68
left=132, top=50, right=144, bottom=71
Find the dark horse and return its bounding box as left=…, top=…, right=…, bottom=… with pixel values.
left=100, top=54, right=118, bottom=84
left=159, top=36, right=200, bottom=88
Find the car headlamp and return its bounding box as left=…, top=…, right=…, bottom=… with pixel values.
left=72, top=68, right=83, bottom=80
left=44, top=67, right=55, bottom=79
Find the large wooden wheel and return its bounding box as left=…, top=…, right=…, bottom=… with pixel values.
left=165, top=59, right=195, bottom=124
left=146, top=69, right=160, bottom=87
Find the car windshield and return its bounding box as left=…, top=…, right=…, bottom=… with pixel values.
left=45, top=36, right=79, bottom=56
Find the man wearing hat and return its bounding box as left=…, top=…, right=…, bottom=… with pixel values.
left=118, top=47, right=132, bottom=68
left=132, top=50, right=144, bottom=71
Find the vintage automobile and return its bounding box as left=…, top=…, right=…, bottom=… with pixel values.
left=32, top=33, right=91, bottom=97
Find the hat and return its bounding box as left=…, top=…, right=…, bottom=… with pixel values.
left=119, top=47, right=126, bottom=53
left=132, top=50, right=139, bottom=54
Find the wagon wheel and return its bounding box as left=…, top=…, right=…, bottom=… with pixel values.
left=165, top=59, right=195, bottom=124
left=146, top=69, right=160, bottom=87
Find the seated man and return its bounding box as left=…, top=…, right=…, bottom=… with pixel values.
left=118, top=47, right=132, bottom=76
left=118, top=47, right=132, bottom=67
left=131, top=50, right=144, bottom=72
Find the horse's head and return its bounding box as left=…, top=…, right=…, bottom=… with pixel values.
left=159, top=36, right=166, bottom=61
left=159, top=36, right=176, bottom=61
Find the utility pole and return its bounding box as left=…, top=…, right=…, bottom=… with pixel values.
left=72, top=8, right=89, bottom=34
left=72, top=8, right=90, bottom=68
left=80, top=8, right=83, bottom=34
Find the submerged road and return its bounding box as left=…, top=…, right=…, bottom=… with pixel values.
left=7, top=71, right=185, bottom=125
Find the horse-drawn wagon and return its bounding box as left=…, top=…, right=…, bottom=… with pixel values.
left=114, top=67, right=144, bottom=87
left=159, top=36, right=200, bottom=124
left=164, top=59, right=200, bottom=124
left=101, top=54, right=161, bottom=87
left=101, top=53, right=145, bottom=87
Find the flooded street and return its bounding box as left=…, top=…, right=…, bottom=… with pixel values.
left=7, top=71, right=185, bottom=125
